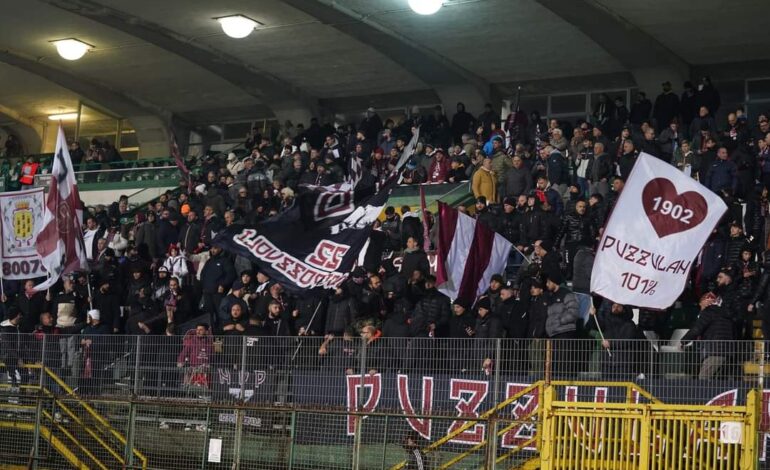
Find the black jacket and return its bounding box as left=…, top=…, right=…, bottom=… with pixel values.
left=401, top=249, right=430, bottom=278
left=200, top=252, right=236, bottom=294
left=618, top=152, right=637, bottom=180
left=325, top=293, right=357, bottom=335
left=382, top=298, right=413, bottom=338
left=590, top=153, right=613, bottom=182
left=527, top=295, right=548, bottom=338
left=448, top=311, right=476, bottom=339
left=410, top=288, right=451, bottom=337
left=93, top=289, right=122, bottom=333
left=178, top=221, right=202, bottom=253
left=555, top=213, right=595, bottom=247
left=474, top=314, right=503, bottom=339
left=681, top=305, right=734, bottom=344
left=497, top=297, right=528, bottom=339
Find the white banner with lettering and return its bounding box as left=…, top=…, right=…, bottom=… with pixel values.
left=0, top=188, right=46, bottom=280
left=590, top=153, right=727, bottom=309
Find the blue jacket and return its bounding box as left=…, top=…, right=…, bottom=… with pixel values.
left=704, top=159, right=737, bottom=194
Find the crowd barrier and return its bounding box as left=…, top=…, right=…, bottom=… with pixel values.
left=0, top=334, right=768, bottom=468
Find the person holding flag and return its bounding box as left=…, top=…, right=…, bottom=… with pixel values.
left=34, top=125, right=89, bottom=292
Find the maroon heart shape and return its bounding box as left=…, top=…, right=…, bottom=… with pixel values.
left=641, top=178, right=708, bottom=238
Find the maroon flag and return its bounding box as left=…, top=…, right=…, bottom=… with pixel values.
left=34, top=125, right=88, bottom=291
left=435, top=202, right=512, bottom=304
left=419, top=185, right=431, bottom=252
left=170, top=132, right=193, bottom=193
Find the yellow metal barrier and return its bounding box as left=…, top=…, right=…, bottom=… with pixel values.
left=391, top=381, right=759, bottom=470
left=0, top=421, right=89, bottom=469
left=0, top=362, right=148, bottom=470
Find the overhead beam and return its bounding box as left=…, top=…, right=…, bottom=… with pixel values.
left=0, top=103, right=45, bottom=134
left=281, top=0, right=490, bottom=99
left=0, top=47, right=179, bottom=157
left=36, top=0, right=320, bottom=116
left=533, top=0, right=689, bottom=77
left=0, top=48, right=172, bottom=121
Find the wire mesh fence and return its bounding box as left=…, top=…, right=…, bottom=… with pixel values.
left=0, top=334, right=768, bottom=468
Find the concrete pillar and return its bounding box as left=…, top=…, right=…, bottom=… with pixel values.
left=127, top=116, right=170, bottom=159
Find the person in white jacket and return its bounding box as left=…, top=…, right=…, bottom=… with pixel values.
left=226, top=153, right=243, bottom=176
left=162, top=244, right=189, bottom=286
left=107, top=226, right=129, bottom=257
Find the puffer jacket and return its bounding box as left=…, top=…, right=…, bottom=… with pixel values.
left=499, top=210, right=522, bottom=244
left=724, top=235, right=749, bottom=266
left=555, top=213, right=594, bottom=247
left=410, top=288, right=451, bottom=337
left=545, top=288, right=580, bottom=337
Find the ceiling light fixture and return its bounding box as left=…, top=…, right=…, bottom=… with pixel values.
left=48, top=112, right=79, bottom=121
left=50, top=38, right=92, bottom=61
left=408, top=0, right=444, bottom=15
left=216, top=15, right=260, bottom=39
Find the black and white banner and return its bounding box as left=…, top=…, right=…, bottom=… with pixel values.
left=214, top=181, right=390, bottom=294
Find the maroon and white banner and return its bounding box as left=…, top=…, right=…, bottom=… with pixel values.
left=436, top=202, right=512, bottom=304
left=34, top=126, right=88, bottom=291
left=590, top=153, right=727, bottom=309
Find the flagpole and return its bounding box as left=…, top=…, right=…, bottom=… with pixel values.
left=291, top=301, right=324, bottom=362
left=86, top=275, right=93, bottom=311
left=419, top=185, right=430, bottom=252
left=589, top=303, right=612, bottom=357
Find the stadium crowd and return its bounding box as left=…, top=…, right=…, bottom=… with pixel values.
left=1, top=76, right=770, bottom=386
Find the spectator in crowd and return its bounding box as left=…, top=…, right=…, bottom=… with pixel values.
left=472, top=157, right=496, bottom=203
left=681, top=292, right=734, bottom=379
left=6, top=86, right=770, bottom=401
left=653, top=81, right=680, bottom=132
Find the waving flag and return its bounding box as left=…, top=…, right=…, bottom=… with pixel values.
left=34, top=125, right=88, bottom=291
left=214, top=174, right=393, bottom=295
left=394, top=126, right=420, bottom=174
left=436, top=202, right=512, bottom=305
left=170, top=131, right=193, bottom=193
left=590, top=153, right=727, bottom=309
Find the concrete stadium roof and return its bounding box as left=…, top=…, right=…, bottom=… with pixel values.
left=0, top=0, right=767, bottom=130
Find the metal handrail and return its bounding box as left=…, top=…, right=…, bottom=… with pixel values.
left=40, top=365, right=149, bottom=469
left=0, top=363, right=149, bottom=469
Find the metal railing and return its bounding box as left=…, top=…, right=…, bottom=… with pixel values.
left=0, top=335, right=767, bottom=469
left=33, top=165, right=180, bottom=188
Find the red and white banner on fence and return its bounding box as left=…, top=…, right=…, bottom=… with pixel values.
left=590, top=152, right=727, bottom=309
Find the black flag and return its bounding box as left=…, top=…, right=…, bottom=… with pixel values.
left=214, top=180, right=391, bottom=295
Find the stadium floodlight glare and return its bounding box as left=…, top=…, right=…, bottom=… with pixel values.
left=408, top=0, right=444, bottom=15
left=217, top=15, right=259, bottom=39
left=51, top=38, right=92, bottom=61
left=48, top=113, right=79, bottom=121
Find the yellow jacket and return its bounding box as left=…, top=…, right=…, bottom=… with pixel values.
left=472, top=167, right=497, bottom=202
